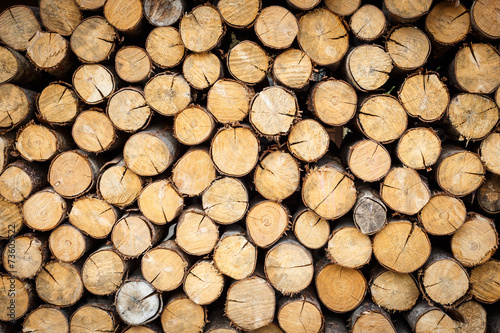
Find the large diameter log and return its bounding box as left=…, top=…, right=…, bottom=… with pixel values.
left=226, top=275, right=275, bottom=331
left=345, top=44, right=393, bottom=91
left=326, top=219, right=372, bottom=269
left=477, top=173, right=500, bottom=214
left=418, top=193, right=466, bottom=236
left=287, top=119, right=329, bottom=163
left=386, top=26, right=430, bottom=71
left=396, top=127, right=441, bottom=170
left=0, top=5, right=42, bottom=51
left=227, top=40, right=269, bottom=85
left=70, top=302, right=118, bottom=333
left=69, top=196, right=119, bottom=239
left=353, top=184, right=387, bottom=235
left=217, top=0, right=260, bottom=28
left=37, top=82, right=82, bottom=125
left=160, top=293, right=206, bottom=333
left=254, top=6, right=298, bottom=50
left=405, top=301, right=458, bottom=332
left=26, top=31, right=74, bottom=78
left=369, top=267, right=419, bottom=311
left=138, top=179, right=183, bottom=225
left=202, top=177, right=249, bottom=225
left=176, top=206, right=219, bottom=256
left=82, top=245, right=127, bottom=296
left=146, top=27, right=185, bottom=69
left=49, top=223, right=90, bottom=262
left=246, top=199, right=289, bottom=248
left=72, top=109, right=117, bottom=153
left=16, top=122, right=69, bottom=162
left=98, top=159, right=142, bottom=208
left=39, top=0, right=82, bottom=36
left=349, top=5, right=386, bottom=42
left=143, top=0, right=185, bottom=27
left=292, top=208, right=329, bottom=250
left=72, top=64, right=116, bottom=104
left=207, top=79, right=254, bottom=124
left=182, top=52, right=222, bottom=90
left=471, top=0, right=500, bottom=40
left=23, top=187, right=66, bottom=231
left=297, top=8, right=348, bottom=68
left=0, top=274, right=33, bottom=321
left=277, top=290, right=323, bottom=333
left=70, top=16, right=117, bottom=64
left=0, top=160, right=46, bottom=203
left=480, top=132, right=500, bottom=175
left=0, top=46, right=39, bottom=84
left=174, top=105, right=216, bottom=146
left=373, top=220, right=431, bottom=273
left=0, top=197, right=23, bottom=239
left=470, top=259, right=500, bottom=304
left=104, top=0, right=143, bottom=35
left=172, top=148, right=216, bottom=197
left=35, top=260, right=84, bottom=307
left=0, top=84, right=36, bottom=133
left=273, top=49, right=312, bottom=89
left=180, top=5, right=224, bottom=53
left=184, top=260, right=224, bottom=305
left=425, top=2, right=470, bottom=47
left=23, top=305, right=69, bottom=333
left=383, top=0, right=432, bottom=23
left=350, top=301, right=396, bottom=333
left=2, top=233, right=47, bottom=280
left=457, top=301, right=487, bottom=333
left=107, top=88, right=152, bottom=133
left=115, top=46, right=152, bottom=83
left=342, top=139, right=391, bottom=182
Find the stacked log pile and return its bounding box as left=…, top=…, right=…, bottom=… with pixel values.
left=0, top=0, right=499, bottom=332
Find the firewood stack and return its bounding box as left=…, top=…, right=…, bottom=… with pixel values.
left=0, top=0, right=499, bottom=331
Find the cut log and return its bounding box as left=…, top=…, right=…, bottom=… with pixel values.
left=75, top=0, right=106, bottom=10
left=342, top=139, right=391, bottom=182
left=292, top=207, right=329, bottom=250
left=369, top=267, right=419, bottom=311
left=27, top=31, right=74, bottom=78
left=49, top=223, right=90, bottom=262
left=418, top=193, right=466, bottom=236
left=350, top=301, right=396, bottom=333
left=205, top=313, right=239, bottom=333
left=160, top=293, right=206, bottom=333
left=98, top=159, right=142, bottom=208
left=172, top=148, right=217, bottom=197
left=144, top=72, right=191, bottom=116
left=396, top=127, right=441, bottom=170
left=297, top=8, right=348, bottom=68
left=480, top=132, right=500, bottom=175
left=0, top=134, right=13, bottom=173
left=70, top=302, right=118, bottom=333
left=36, top=82, right=82, bottom=125
left=326, top=219, right=372, bottom=269
left=0, top=5, right=42, bottom=51
left=207, top=79, right=254, bottom=124
left=287, top=119, right=329, bottom=163
left=345, top=45, right=393, bottom=91
left=477, top=173, right=500, bottom=214
left=39, top=0, right=81, bottom=36
left=176, top=206, right=219, bottom=256
left=425, top=2, right=470, bottom=47
left=226, top=275, right=275, bottom=330
left=0, top=160, right=46, bottom=203
left=405, top=301, right=458, bottom=333
left=72, top=64, right=116, bottom=104
left=115, top=46, right=152, bottom=83
left=143, top=0, right=185, bottom=27
left=70, top=16, right=117, bottom=64
left=179, top=5, right=224, bottom=53
left=137, top=179, right=184, bottom=225
left=302, top=156, right=357, bottom=220
left=227, top=40, right=269, bottom=85
left=16, top=122, right=69, bottom=162
left=254, top=6, right=298, bottom=50
left=471, top=0, right=500, bottom=40
left=398, top=71, right=450, bottom=122
left=457, top=301, right=487, bottom=333
left=470, top=259, right=500, bottom=304
left=103, top=0, right=143, bottom=35
left=22, top=305, right=69, bottom=333
left=324, top=0, right=360, bottom=16
left=213, top=226, right=257, bottom=280
left=254, top=150, right=300, bottom=201
left=246, top=199, right=289, bottom=248
left=386, top=26, right=431, bottom=71
left=0, top=274, right=33, bottom=321
left=174, top=105, right=216, bottom=145
left=146, top=27, right=185, bottom=69
left=2, top=233, right=47, bottom=280
left=0, top=46, right=39, bottom=84
left=202, top=177, right=249, bottom=225
left=183, top=52, right=222, bottom=90
left=0, top=197, right=23, bottom=239
left=277, top=290, right=323, bottom=333
left=68, top=196, right=118, bottom=239
left=123, top=325, right=161, bottom=333
left=315, top=260, right=366, bottom=313
left=383, top=0, right=432, bottom=23
left=249, top=323, right=283, bottom=333
left=184, top=260, right=224, bottom=305
left=107, top=87, right=152, bottom=133
left=372, top=220, right=431, bottom=273
left=309, top=79, right=357, bottom=126
left=324, top=316, right=347, bottom=333
left=72, top=109, right=117, bottom=153
left=451, top=213, right=498, bottom=267
left=23, top=187, right=66, bottom=231
left=0, top=84, right=36, bottom=133
left=272, top=49, right=312, bottom=89
left=217, top=0, right=261, bottom=28
left=141, top=240, right=189, bottom=292
left=35, top=260, right=84, bottom=307
left=349, top=5, right=386, bottom=42
left=82, top=245, right=127, bottom=296
left=353, top=184, right=387, bottom=235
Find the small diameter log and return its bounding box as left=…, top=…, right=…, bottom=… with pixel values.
left=418, top=194, right=466, bottom=236
left=72, top=64, right=116, bottom=104
left=297, top=8, right=348, bottom=68
left=48, top=150, right=100, bottom=199
left=396, top=127, right=441, bottom=170
left=373, top=220, right=431, bottom=273
left=435, top=147, right=485, bottom=197
left=75, top=0, right=106, bottom=10
left=180, top=5, right=224, bottom=53
left=23, top=305, right=69, bottom=333
left=399, top=72, right=450, bottom=122
left=383, top=0, right=432, bottom=23
left=184, top=260, right=224, bottom=305
left=210, top=125, right=259, bottom=177
left=353, top=184, right=387, bottom=235
left=357, top=95, right=407, bottom=143
left=425, top=2, right=470, bottom=46
left=146, top=27, right=185, bottom=69
left=176, top=206, right=219, bottom=256
left=470, top=259, right=500, bottom=304
left=103, top=0, right=143, bottom=35
left=123, top=124, right=179, bottom=176
left=70, top=16, right=118, bottom=64
left=326, top=219, right=372, bottom=269
left=480, top=132, right=500, bottom=175
left=174, top=105, right=216, bottom=146
left=342, top=139, right=391, bottom=182
left=173, top=148, right=217, bottom=197
left=478, top=173, right=500, bottom=214
left=202, top=177, right=249, bottom=225
left=246, top=199, right=289, bottom=248
left=213, top=226, right=257, bottom=280
left=349, top=5, right=387, bottom=42
left=161, top=293, right=206, bottom=333
left=107, top=88, right=152, bottom=133
left=115, top=46, right=152, bottom=83
left=49, top=223, right=90, bottom=262
left=471, top=0, right=500, bottom=40
left=0, top=134, right=13, bottom=173
left=226, top=275, right=275, bottom=331
left=451, top=213, right=498, bottom=268
left=0, top=5, right=42, bottom=51
left=309, top=79, right=357, bottom=126
left=115, top=275, right=163, bottom=326
left=217, top=0, right=260, bottom=28
left=369, top=267, right=419, bottom=311
left=23, top=188, right=66, bottom=231
left=82, top=245, right=127, bottom=296
left=0, top=160, right=46, bottom=203
left=207, top=79, right=254, bottom=124
left=0, top=274, right=33, bottom=321
left=405, top=301, right=458, bottom=332
left=35, top=260, right=84, bottom=307
left=141, top=240, right=189, bottom=292
left=138, top=180, right=183, bottom=225
left=0, top=46, right=39, bottom=84
left=446, top=93, right=499, bottom=142
left=98, top=159, right=142, bottom=208
left=39, top=0, right=82, bottom=36
left=227, top=40, right=269, bottom=85
left=37, top=82, right=82, bottom=125
left=457, top=301, right=487, bottom=333
left=292, top=208, right=329, bottom=250
left=26, top=31, right=73, bottom=78
left=254, top=150, right=300, bottom=201
left=345, top=45, right=393, bottom=91
left=0, top=84, right=36, bottom=133
left=183, top=52, right=222, bottom=90
left=72, top=109, right=117, bottom=153
left=277, top=290, right=323, bottom=333
left=69, top=196, right=118, bottom=239
left=302, top=156, right=356, bottom=220
left=421, top=249, right=469, bottom=305
left=70, top=302, right=118, bottom=333
left=386, top=26, right=431, bottom=72
left=254, top=6, right=298, bottom=50
left=111, top=213, right=163, bottom=259
left=2, top=233, right=47, bottom=280
left=143, top=0, right=185, bottom=27
left=144, top=72, right=191, bottom=116
left=287, top=119, right=329, bottom=163
left=315, top=260, right=366, bottom=313
left=16, top=122, right=69, bottom=162
left=0, top=197, right=23, bottom=239
left=264, top=237, right=314, bottom=295
left=450, top=43, right=500, bottom=95
left=350, top=301, right=396, bottom=333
